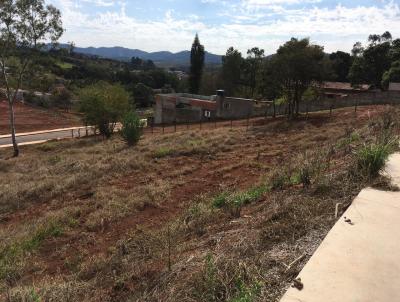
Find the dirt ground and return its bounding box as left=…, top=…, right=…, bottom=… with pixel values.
left=0, top=101, right=82, bottom=135
left=0, top=105, right=395, bottom=301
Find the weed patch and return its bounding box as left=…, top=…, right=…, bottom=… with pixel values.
left=212, top=185, right=268, bottom=217
left=355, top=143, right=392, bottom=179
left=152, top=147, right=175, bottom=158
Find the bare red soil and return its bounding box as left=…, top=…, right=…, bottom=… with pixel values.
left=0, top=101, right=81, bottom=134
left=0, top=105, right=391, bottom=301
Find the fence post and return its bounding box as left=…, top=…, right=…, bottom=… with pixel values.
left=174, top=120, right=177, bottom=133
left=71, top=129, right=74, bottom=138
left=162, top=124, right=165, bottom=134
left=78, top=128, right=81, bottom=138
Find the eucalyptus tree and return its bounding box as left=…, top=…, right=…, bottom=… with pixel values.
left=0, top=0, right=63, bottom=156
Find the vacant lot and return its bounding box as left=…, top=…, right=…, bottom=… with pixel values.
left=0, top=101, right=81, bottom=135
left=0, top=105, right=397, bottom=301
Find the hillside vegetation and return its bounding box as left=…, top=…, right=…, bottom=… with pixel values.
left=0, top=105, right=398, bottom=301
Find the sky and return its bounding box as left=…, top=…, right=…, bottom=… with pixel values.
left=47, top=0, right=400, bottom=55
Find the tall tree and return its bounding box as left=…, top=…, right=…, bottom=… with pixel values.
left=189, top=34, right=205, bottom=94
left=382, top=60, right=400, bottom=89
left=221, top=47, right=243, bottom=96
left=243, top=47, right=265, bottom=98
left=329, top=51, right=352, bottom=82
left=0, top=0, right=63, bottom=156
left=349, top=32, right=393, bottom=89
left=258, top=58, right=282, bottom=117
left=271, top=38, right=324, bottom=119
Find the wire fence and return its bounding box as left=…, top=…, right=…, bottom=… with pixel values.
left=142, top=116, right=268, bottom=135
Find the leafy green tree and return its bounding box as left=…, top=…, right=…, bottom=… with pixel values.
left=199, top=71, right=220, bottom=95
left=131, top=57, right=156, bottom=70
left=243, top=47, right=264, bottom=98
left=349, top=32, right=393, bottom=89
left=132, top=83, right=154, bottom=107
left=221, top=47, right=243, bottom=96
left=0, top=0, right=63, bottom=157
left=189, top=34, right=205, bottom=94
left=272, top=38, right=324, bottom=118
left=51, top=88, right=72, bottom=111
left=258, top=58, right=282, bottom=117
left=329, top=51, right=352, bottom=82
left=382, top=60, right=400, bottom=89
left=120, top=111, right=142, bottom=146
left=79, top=82, right=130, bottom=138
left=390, top=39, right=400, bottom=62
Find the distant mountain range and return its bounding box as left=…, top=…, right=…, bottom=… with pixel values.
left=58, top=44, right=222, bottom=67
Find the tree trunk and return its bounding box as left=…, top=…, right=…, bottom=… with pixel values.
left=8, top=100, right=19, bottom=157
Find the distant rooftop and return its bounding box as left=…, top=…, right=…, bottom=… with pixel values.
left=322, top=82, right=371, bottom=91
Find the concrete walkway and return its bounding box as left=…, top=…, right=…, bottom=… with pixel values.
left=0, top=126, right=95, bottom=148
left=280, top=153, right=400, bottom=302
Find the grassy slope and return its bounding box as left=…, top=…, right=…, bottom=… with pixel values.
left=0, top=105, right=396, bottom=301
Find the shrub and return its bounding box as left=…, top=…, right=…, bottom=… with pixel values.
left=120, top=111, right=142, bottom=146
left=79, top=82, right=130, bottom=138
left=212, top=192, right=229, bottom=208
left=269, top=169, right=289, bottom=190
left=356, top=143, right=391, bottom=179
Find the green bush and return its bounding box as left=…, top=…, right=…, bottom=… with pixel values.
left=79, top=82, right=130, bottom=138
left=356, top=143, right=391, bottom=179
left=120, top=111, right=142, bottom=146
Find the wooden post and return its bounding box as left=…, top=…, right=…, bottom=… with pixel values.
left=306, top=103, right=309, bottom=120
left=162, top=124, right=165, bottom=134
left=71, top=129, right=74, bottom=138
left=174, top=120, right=177, bottom=133
left=78, top=128, right=81, bottom=138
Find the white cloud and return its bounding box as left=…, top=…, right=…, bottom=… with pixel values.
left=48, top=0, right=400, bottom=55
left=242, top=0, right=321, bottom=9
left=81, top=0, right=116, bottom=7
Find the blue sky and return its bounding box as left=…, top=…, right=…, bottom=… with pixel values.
left=47, top=0, right=400, bottom=55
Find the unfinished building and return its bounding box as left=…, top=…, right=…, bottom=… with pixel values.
left=154, top=91, right=265, bottom=124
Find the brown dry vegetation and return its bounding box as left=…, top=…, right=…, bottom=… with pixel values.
left=0, top=105, right=398, bottom=302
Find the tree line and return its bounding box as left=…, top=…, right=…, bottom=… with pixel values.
left=188, top=32, right=400, bottom=119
